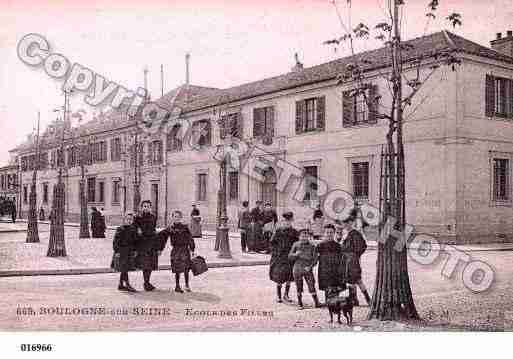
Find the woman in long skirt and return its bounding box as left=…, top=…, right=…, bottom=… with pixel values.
left=111, top=213, right=138, bottom=292
left=269, top=211, right=298, bottom=303
left=317, top=224, right=343, bottom=304
left=160, top=210, right=196, bottom=293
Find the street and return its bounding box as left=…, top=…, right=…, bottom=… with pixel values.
left=1, top=247, right=513, bottom=331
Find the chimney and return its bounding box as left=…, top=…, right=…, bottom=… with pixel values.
left=490, top=30, right=513, bottom=58
left=185, top=53, right=190, bottom=85
left=291, top=52, right=304, bottom=73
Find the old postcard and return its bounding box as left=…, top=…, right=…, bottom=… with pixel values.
left=0, top=0, right=512, bottom=350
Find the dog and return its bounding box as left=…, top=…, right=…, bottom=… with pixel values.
left=326, top=286, right=353, bottom=325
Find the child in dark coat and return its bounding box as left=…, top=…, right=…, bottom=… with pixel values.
left=134, top=200, right=160, bottom=291
left=111, top=213, right=138, bottom=292
left=159, top=210, right=196, bottom=293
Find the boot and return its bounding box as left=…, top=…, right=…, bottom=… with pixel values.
left=118, top=283, right=128, bottom=291
left=362, top=289, right=372, bottom=306
left=276, top=285, right=283, bottom=303
left=144, top=282, right=156, bottom=292
left=297, top=294, right=304, bottom=309
left=125, top=282, right=137, bottom=293
left=283, top=283, right=292, bottom=302
left=312, top=293, right=322, bottom=308
left=349, top=286, right=359, bottom=306
left=174, top=286, right=184, bottom=293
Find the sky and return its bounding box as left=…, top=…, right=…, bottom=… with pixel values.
left=0, top=0, right=512, bottom=166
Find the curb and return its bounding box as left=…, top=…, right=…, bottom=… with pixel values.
left=0, top=260, right=270, bottom=278
left=0, top=229, right=28, bottom=233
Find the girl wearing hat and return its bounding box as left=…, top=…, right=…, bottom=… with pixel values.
left=340, top=213, right=371, bottom=306
left=269, top=211, right=298, bottom=303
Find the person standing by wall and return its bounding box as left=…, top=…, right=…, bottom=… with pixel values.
left=134, top=200, right=160, bottom=291
left=340, top=213, right=371, bottom=306
left=111, top=212, right=138, bottom=292
left=237, top=201, right=251, bottom=252
left=159, top=210, right=195, bottom=293
left=262, top=202, right=278, bottom=254
left=189, top=204, right=202, bottom=239
left=250, top=200, right=264, bottom=253
left=269, top=211, right=298, bottom=303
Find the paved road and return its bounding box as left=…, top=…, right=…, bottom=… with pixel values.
left=1, top=249, right=512, bottom=331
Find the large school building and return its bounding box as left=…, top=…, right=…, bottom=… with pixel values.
left=9, top=30, right=513, bottom=244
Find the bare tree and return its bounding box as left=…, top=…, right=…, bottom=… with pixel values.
left=325, top=0, right=461, bottom=320
left=26, top=112, right=40, bottom=243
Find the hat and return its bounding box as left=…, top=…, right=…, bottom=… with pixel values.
left=282, top=211, right=294, bottom=220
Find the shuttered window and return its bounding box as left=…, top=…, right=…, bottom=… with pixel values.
left=486, top=74, right=513, bottom=118
left=110, top=138, right=121, bottom=161
left=220, top=113, right=242, bottom=140
left=148, top=140, right=163, bottom=165
left=253, top=106, right=274, bottom=138
left=295, top=96, right=325, bottom=134
left=343, top=85, right=378, bottom=127
left=493, top=158, right=510, bottom=201
left=197, top=173, right=208, bottom=202
left=228, top=171, right=239, bottom=201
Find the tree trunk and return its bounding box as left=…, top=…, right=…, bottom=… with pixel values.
left=79, top=174, right=90, bottom=238
left=47, top=178, right=66, bottom=257
left=26, top=176, right=39, bottom=243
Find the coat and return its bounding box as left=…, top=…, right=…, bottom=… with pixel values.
left=160, top=222, right=195, bottom=273
left=134, top=212, right=159, bottom=270
left=91, top=210, right=106, bottom=238
left=269, top=226, right=298, bottom=284
left=190, top=208, right=202, bottom=238
left=111, top=224, right=138, bottom=272
left=339, top=229, right=367, bottom=284
left=317, top=240, right=343, bottom=290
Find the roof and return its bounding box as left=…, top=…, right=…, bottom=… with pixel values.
left=11, top=30, right=513, bottom=154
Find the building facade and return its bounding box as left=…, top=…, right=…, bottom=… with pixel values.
left=9, top=30, right=513, bottom=244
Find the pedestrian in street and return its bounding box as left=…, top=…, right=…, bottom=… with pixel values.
left=10, top=200, right=16, bottom=223
left=237, top=201, right=251, bottom=252
left=288, top=227, right=321, bottom=309
left=250, top=200, right=264, bottom=253
left=190, top=204, right=202, bottom=239
left=317, top=224, right=343, bottom=305
left=39, top=206, right=45, bottom=221
left=339, top=213, right=371, bottom=306
left=159, top=210, right=196, bottom=293
left=262, top=202, right=278, bottom=254
left=269, top=211, right=298, bottom=303
left=111, top=212, right=138, bottom=292
left=90, top=207, right=103, bottom=238
left=99, top=208, right=106, bottom=238
left=134, top=200, right=160, bottom=291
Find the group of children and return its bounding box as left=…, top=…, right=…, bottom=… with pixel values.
left=111, top=200, right=196, bottom=293
left=269, top=208, right=371, bottom=310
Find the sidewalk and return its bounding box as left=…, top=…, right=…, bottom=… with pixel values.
left=0, top=221, right=268, bottom=278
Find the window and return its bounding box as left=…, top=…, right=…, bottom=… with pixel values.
left=87, top=177, right=96, bottom=203
left=129, top=143, right=144, bottom=168
left=98, top=181, right=105, bottom=203
left=23, top=185, right=28, bottom=204
left=40, top=152, right=48, bottom=169
left=1, top=175, right=4, bottom=190
left=110, top=138, right=122, bottom=162
left=352, top=162, right=370, bottom=199
left=492, top=158, right=510, bottom=202
left=148, top=140, right=163, bottom=165
left=343, top=85, right=378, bottom=127
left=112, top=180, right=120, bottom=204
left=67, top=146, right=77, bottom=167
left=220, top=113, right=242, bottom=139
left=191, top=120, right=211, bottom=148
left=303, top=165, right=318, bottom=201
left=197, top=173, right=208, bottom=202
left=486, top=75, right=513, bottom=118
left=43, top=183, right=49, bottom=203
left=167, top=124, right=182, bottom=152
left=228, top=171, right=239, bottom=201
left=296, top=96, right=325, bottom=134
left=253, top=106, right=274, bottom=138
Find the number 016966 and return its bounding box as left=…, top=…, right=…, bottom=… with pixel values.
left=20, top=344, right=53, bottom=352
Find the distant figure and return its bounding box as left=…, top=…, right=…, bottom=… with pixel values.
left=189, top=204, right=202, bottom=239
left=250, top=201, right=264, bottom=253
left=310, top=205, right=324, bottom=241
left=237, top=201, right=251, bottom=252
left=91, top=207, right=105, bottom=238
left=39, top=206, right=45, bottom=221
left=261, top=202, right=278, bottom=254
left=10, top=200, right=16, bottom=223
